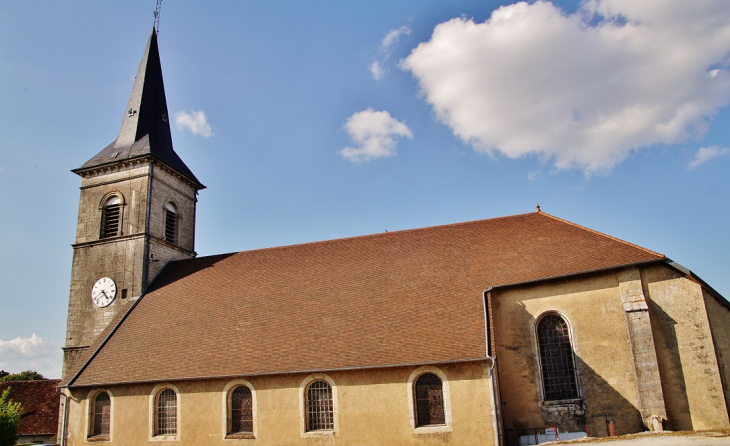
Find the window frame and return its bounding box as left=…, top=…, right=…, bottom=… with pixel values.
left=406, top=366, right=452, bottom=433
left=86, top=389, right=112, bottom=441
left=149, top=383, right=181, bottom=441
left=534, top=312, right=582, bottom=404
left=99, top=194, right=124, bottom=239
left=222, top=379, right=257, bottom=440
left=298, top=374, right=337, bottom=437
left=163, top=201, right=178, bottom=244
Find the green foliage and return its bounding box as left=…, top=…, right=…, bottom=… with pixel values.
left=0, top=370, right=45, bottom=382
left=0, top=388, right=23, bottom=446
left=0, top=372, right=7, bottom=380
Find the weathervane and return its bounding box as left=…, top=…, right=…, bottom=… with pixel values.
left=154, top=0, right=163, bottom=33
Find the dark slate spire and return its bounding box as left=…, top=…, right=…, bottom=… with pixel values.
left=74, top=28, right=203, bottom=188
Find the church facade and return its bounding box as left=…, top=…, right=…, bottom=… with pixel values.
left=57, top=29, right=730, bottom=445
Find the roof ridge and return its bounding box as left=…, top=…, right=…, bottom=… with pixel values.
left=183, top=211, right=539, bottom=262
left=537, top=211, right=664, bottom=258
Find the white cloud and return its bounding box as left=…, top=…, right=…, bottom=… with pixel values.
left=401, top=0, right=730, bottom=173
left=174, top=109, right=213, bottom=138
left=369, top=26, right=412, bottom=80
left=382, top=26, right=412, bottom=51
left=0, top=334, right=61, bottom=378
left=340, top=108, right=413, bottom=163
left=369, top=61, right=385, bottom=81
left=687, top=146, right=729, bottom=169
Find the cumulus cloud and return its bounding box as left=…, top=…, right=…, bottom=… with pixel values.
left=369, top=61, right=385, bottom=81
left=340, top=109, right=413, bottom=163
left=0, top=334, right=61, bottom=378
left=174, top=109, right=213, bottom=138
left=687, top=146, right=729, bottom=169
left=401, top=0, right=730, bottom=173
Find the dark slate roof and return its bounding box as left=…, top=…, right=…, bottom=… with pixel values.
left=63, top=212, right=663, bottom=387
left=0, top=380, right=60, bottom=436
left=74, top=28, right=203, bottom=189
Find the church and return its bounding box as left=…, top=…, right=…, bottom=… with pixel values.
left=57, top=28, right=730, bottom=446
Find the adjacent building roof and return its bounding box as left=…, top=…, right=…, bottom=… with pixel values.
left=0, top=380, right=60, bottom=436
left=73, top=28, right=203, bottom=189
left=63, top=211, right=663, bottom=387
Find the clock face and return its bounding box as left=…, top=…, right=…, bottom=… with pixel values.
left=91, top=277, right=117, bottom=308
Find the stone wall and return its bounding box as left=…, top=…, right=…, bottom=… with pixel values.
left=64, top=159, right=198, bottom=378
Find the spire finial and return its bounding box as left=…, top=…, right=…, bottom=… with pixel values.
left=536, top=204, right=541, bottom=212
left=154, top=0, right=163, bottom=33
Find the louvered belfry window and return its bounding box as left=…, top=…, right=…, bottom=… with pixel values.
left=230, top=386, right=253, bottom=434
left=164, top=202, right=177, bottom=244
left=101, top=196, right=121, bottom=238
left=91, top=391, right=110, bottom=437
left=155, top=388, right=177, bottom=436
left=538, top=314, right=579, bottom=401
left=306, top=380, right=333, bottom=431
left=415, top=373, right=445, bottom=426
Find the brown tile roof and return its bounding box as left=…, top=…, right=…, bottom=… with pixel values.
left=0, top=379, right=60, bottom=435
left=64, top=212, right=663, bottom=387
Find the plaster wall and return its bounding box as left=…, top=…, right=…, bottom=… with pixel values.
left=702, top=289, right=730, bottom=417
left=641, top=264, right=730, bottom=430
left=63, top=362, right=495, bottom=446
left=492, top=271, right=644, bottom=442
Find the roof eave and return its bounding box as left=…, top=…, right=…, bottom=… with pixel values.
left=63, top=357, right=492, bottom=389
left=485, top=258, right=668, bottom=293
left=71, top=154, right=206, bottom=190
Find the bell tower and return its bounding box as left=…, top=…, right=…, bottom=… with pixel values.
left=62, top=28, right=205, bottom=377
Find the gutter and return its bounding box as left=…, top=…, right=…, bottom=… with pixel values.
left=484, top=288, right=504, bottom=446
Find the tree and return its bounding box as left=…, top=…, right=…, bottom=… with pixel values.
left=0, top=372, right=6, bottom=380
left=0, top=388, right=23, bottom=446
left=0, top=370, right=45, bottom=382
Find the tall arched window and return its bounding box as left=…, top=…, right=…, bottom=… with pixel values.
left=414, top=373, right=445, bottom=426
left=90, top=391, right=110, bottom=438
left=306, top=380, right=333, bottom=431
left=537, top=314, right=579, bottom=401
left=164, top=202, right=177, bottom=244
left=229, top=386, right=253, bottom=435
left=101, top=196, right=122, bottom=238
left=155, top=388, right=177, bottom=436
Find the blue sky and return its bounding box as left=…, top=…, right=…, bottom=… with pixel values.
left=1, top=0, right=729, bottom=378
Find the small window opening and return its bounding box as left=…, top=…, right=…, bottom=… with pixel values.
left=91, top=392, right=110, bottom=437
left=306, top=380, right=333, bottom=431
left=155, top=388, right=177, bottom=436
left=414, top=373, right=445, bottom=426
left=229, top=386, right=253, bottom=435
left=164, top=202, right=177, bottom=244
left=538, top=314, right=579, bottom=401
left=101, top=196, right=121, bottom=239
left=121, top=289, right=128, bottom=300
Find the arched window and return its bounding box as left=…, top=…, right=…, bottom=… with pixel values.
left=306, top=380, right=333, bottom=431
left=164, top=202, right=177, bottom=244
left=537, top=314, right=579, bottom=401
left=229, top=386, right=253, bottom=435
left=90, top=391, right=110, bottom=438
left=414, top=373, right=445, bottom=426
left=101, top=196, right=122, bottom=238
left=155, top=388, right=177, bottom=436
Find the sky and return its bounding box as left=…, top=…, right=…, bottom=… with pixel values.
left=1, top=0, right=729, bottom=378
